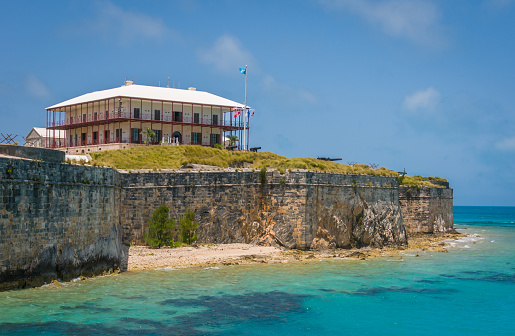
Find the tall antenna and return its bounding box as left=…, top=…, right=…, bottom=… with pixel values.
left=167, top=76, right=170, bottom=88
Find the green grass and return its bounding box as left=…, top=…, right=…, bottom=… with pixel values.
left=89, top=145, right=399, bottom=176
left=398, top=175, right=447, bottom=188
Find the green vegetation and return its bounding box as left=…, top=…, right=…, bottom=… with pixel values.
left=141, top=128, right=155, bottom=145
left=226, top=135, right=239, bottom=146
left=399, top=175, right=447, bottom=188
left=89, top=145, right=398, bottom=176
left=180, top=208, right=198, bottom=245
left=145, top=205, right=176, bottom=248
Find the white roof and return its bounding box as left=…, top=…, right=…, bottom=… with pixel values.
left=47, top=84, right=245, bottom=110
left=28, top=127, right=66, bottom=138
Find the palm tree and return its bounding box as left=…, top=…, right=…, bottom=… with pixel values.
left=141, top=128, right=155, bottom=145
left=227, top=135, right=239, bottom=147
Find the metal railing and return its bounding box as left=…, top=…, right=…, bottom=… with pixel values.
left=48, top=112, right=245, bottom=128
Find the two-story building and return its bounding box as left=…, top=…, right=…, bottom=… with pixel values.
left=46, top=81, right=247, bottom=154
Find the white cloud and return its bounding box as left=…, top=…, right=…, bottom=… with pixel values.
left=495, top=136, right=515, bottom=151
left=403, top=87, right=440, bottom=111
left=262, top=75, right=318, bottom=105
left=198, top=35, right=254, bottom=75
left=319, top=0, right=444, bottom=47
left=199, top=35, right=317, bottom=105
left=25, top=75, right=51, bottom=99
left=68, top=2, right=174, bottom=44
left=486, top=0, right=514, bottom=8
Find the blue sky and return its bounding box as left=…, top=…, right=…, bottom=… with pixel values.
left=1, top=0, right=514, bottom=206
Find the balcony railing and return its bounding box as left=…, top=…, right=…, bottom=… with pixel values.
left=48, top=112, right=245, bottom=128
left=47, top=136, right=227, bottom=149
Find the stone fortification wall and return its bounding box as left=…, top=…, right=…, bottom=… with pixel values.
left=0, top=157, right=122, bottom=290
left=120, top=171, right=407, bottom=250
left=399, top=186, right=453, bottom=234
left=0, top=144, right=65, bottom=163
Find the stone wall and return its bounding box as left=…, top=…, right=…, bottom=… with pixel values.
left=399, top=186, right=453, bottom=234
left=120, top=171, right=407, bottom=250
left=0, top=151, right=453, bottom=290
left=0, top=144, right=65, bottom=163
left=0, top=157, right=122, bottom=290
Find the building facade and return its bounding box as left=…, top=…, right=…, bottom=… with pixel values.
left=26, top=127, right=66, bottom=148
left=46, top=81, right=247, bottom=154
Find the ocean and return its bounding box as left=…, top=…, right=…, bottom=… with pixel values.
left=0, top=206, right=513, bottom=336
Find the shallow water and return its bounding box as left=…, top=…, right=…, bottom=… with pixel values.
left=0, top=206, right=513, bottom=335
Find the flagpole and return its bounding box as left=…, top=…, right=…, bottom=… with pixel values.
left=243, top=65, right=247, bottom=151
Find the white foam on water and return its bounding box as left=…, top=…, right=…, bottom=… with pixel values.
left=204, top=266, right=220, bottom=270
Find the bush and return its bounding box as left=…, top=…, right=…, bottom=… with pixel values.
left=145, top=205, right=176, bottom=248
left=180, top=208, right=198, bottom=245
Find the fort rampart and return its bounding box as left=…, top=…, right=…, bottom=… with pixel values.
left=0, top=153, right=452, bottom=290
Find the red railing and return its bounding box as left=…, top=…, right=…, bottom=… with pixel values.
left=48, top=112, right=246, bottom=128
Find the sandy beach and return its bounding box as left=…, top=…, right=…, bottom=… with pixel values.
left=122, top=232, right=463, bottom=272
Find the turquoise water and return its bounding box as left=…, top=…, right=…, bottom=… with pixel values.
left=0, top=206, right=514, bottom=335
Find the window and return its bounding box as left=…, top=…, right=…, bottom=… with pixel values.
left=153, top=130, right=161, bottom=144
left=83, top=114, right=86, bottom=122
left=70, top=116, right=73, bottom=124
left=131, top=128, right=140, bottom=143
left=93, top=132, right=98, bottom=143
left=154, top=110, right=161, bottom=121
left=173, top=111, right=182, bottom=122
left=192, top=132, right=201, bottom=144
left=106, top=110, right=109, bottom=119
left=211, top=133, right=220, bottom=146
left=212, top=114, right=218, bottom=125
left=94, top=112, right=98, bottom=121
left=104, top=130, right=110, bottom=143
left=193, top=113, right=200, bottom=124
left=115, top=129, right=120, bottom=142
left=133, top=108, right=140, bottom=119
left=81, top=133, right=86, bottom=143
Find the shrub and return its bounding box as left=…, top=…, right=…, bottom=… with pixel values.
left=260, top=167, right=267, bottom=184
left=180, top=208, right=198, bottom=245
left=145, top=205, right=176, bottom=248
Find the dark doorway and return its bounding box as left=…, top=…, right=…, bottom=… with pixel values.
left=172, top=131, right=182, bottom=144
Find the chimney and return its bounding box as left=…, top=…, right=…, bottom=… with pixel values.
left=124, top=80, right=133, bottom=86
left=188, top=87, right=196, bottom=91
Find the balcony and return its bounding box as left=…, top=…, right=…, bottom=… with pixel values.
left=47, top=111, right=245, bottom=130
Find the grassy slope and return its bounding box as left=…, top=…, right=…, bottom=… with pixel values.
left=88, top=146, right=445, bottom=185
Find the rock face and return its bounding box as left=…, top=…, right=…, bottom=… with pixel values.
left=120, top=171, right=407, bottom=250
left=1, top=152, right=453, bottom=291
left=399, top=185, right=453, bottom=234
left=0, top=157, right=122, bottom=291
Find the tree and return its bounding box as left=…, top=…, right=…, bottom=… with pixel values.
left=227, top=135, right=239, bottom=147
left=180, top=208, right=199, bottom=245
left=141, top=128, right=155, bottom=145
left=145, top=205, right=175, bottom=248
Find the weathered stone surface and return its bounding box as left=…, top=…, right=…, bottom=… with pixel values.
left=0, top=153, right=452, bottom=291
left=0, top=144, right=65, bottom=163
left=120, top=171, right=407, bottom=250
left=399, top=186, right=453, bottom=234
left=0, top=157, right=122, bottom=290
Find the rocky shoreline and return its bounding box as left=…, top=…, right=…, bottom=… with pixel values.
left=121, top=231, right=464, bottom=272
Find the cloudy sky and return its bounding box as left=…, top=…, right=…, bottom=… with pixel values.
left=1, top=0, right=514, bottom=206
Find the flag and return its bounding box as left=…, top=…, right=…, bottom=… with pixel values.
left=239, top=67, right=246, bottom=75
left=234, top=111, right=237, bottom=118
left=251, top=111, right=254, bottom=116
left=237, top=110, right=241, bottom=116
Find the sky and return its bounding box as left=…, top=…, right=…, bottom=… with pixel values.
left=0, top=0, right=514, bottom=206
